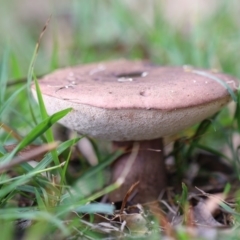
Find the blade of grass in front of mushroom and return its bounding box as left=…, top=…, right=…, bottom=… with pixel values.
left=0, top=173, right=36, bottom=200
left=192, top=70, right=238, bottom=102
left=169, top=115, right=219, bottom=179
left=0, top=190, right=16, bottom=208
left=174, top=138, right=191, bottom=181
left=74, top=203, right=114, bottom=215
left=0, top=209, right=70, bottom=236
left=60, top=145, right=136, bottom=205
left=1, top=108, right=71, bottom=165
left=0, top=217, right=14, bottom=240
left=53, top=205, right=115, bottom=228
left=85, top=143, right=139, bottom=203
left=0, top=161, right=66, bottom=187
left=0, top=138, right=81, bottom=183
left=179, top=183, right=189, bottom=214
left=46, top=202, right=114, bottom=225
left=61, top=137, right=79, bottom=185
left=0, top=158, right=67, bottom=202
left=220, top=200, right=240, bottom=217
left=185, top=113, right=219, bottom=159
left=35, top=137, right=81, bottom=172
left=60, top=150, right=123, bottom=204
left=35, top=188, right=47, bottom=211
left=78, top=150, right=122, bottom=182
left=26, top=16, right=51, bottom=126
left=30, top=19, right=72, bottom=184
left=87, top=138, right=102, bottom=162
left=33, top=74, right=70, bottom=178
left=195, top=143, right=231, bottom=162
left=1, top=138, right=81, bottom=208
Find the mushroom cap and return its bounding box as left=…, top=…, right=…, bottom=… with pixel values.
left=32, top=60, right=238, bottom=141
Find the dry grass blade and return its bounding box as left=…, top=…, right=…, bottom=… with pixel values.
left=36, top=16, right=52, bottom=56
left=27, top=15, right=51, bottom=88
left=0, top=142, right=58, bottom=173
left=120, top=181, right=139, bottom=214
left=147, top=201, right=175, bottom=237
left=114, top=142, right=139, bottom=189
left=0, top=122, right=22, bottom=141
left=196, top=187, right=228, bottom=206
left=4, top=144, right=49, bottom=162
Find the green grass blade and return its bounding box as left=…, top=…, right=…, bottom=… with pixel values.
left=74, top=203, right=114, bottom=214
left=79, top=150, right=122, bottom=181
left=35, top=137, right=81, bottom=171
left=0, top=210, right=69, bottom=236
left=2, top=108, right=72, bottom=162
left=0, top=85, right=25, bottom=117
left=185, top=114, right=218, bottom=158
left=33, top=75, right=65, bottom=174
left=35, top=188, right=47, bottom=211
left=195, top=143, right=231, bottom=162
left=192, top=70, right=238, bottom=102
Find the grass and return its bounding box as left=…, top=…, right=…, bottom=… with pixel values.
left=1, top=0, right=240, bottom=239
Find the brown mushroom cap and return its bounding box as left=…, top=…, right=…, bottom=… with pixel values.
left=31, top=60, right=238, bottom=141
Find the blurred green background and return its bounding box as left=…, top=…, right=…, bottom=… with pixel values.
left=0, top=0, right=240, bottom=140
left=1, top=0, right=240, bottom=75
left=1, top=2, right=240, bottom=238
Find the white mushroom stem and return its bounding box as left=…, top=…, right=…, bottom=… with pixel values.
left=109, top=138, right=167, bottom=203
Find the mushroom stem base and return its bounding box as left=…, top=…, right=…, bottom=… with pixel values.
left=109, top=138, right=166, bottom=203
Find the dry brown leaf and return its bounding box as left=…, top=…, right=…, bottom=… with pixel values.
left=1, top=142, right=58, bottom=173
left=4, top=144, right=46, bottom=162
left=193, top=200, right=223, bottom=227
left=120, top=181, right=139, bottom=214
left=0, top=123, right=22, bottom=141
left=147, top=201, right=175, bottom=238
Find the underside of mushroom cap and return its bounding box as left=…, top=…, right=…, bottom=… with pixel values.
left=31, top=60, right=238, bottom=141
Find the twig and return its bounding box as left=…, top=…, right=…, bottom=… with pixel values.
left=0, top=142, right=58, bottom=173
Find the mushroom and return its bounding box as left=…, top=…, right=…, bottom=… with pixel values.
left=31, top=60, right=238, bottom=203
